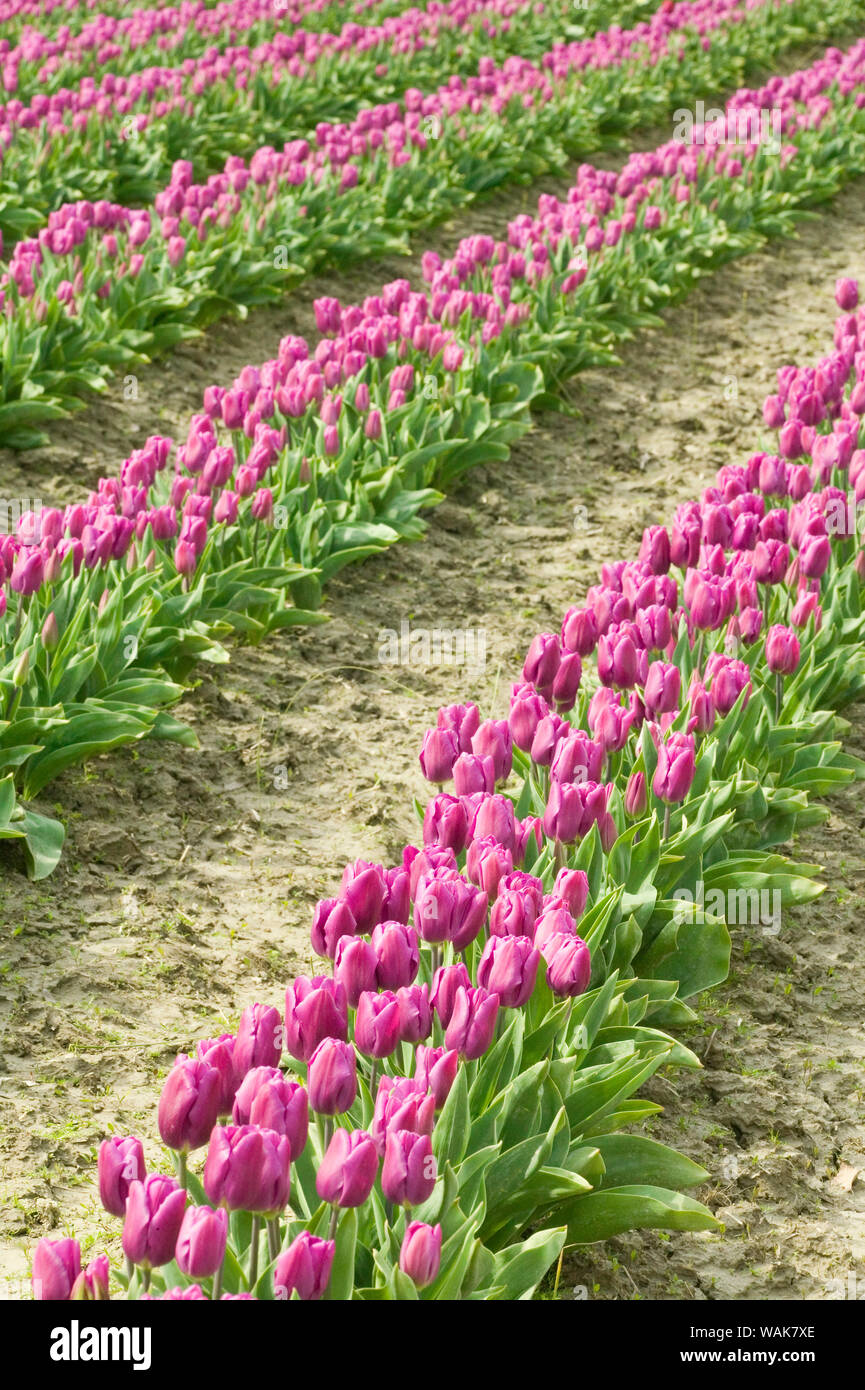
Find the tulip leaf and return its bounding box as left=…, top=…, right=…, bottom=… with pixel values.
left=560, top=1185, right=719, bottom=1243
left=325, top=1208, right=358, bottom=1302
left=433, top=1065, right=470, bottom=1167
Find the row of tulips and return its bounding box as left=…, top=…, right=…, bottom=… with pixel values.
left=0, top=0, right=631, bottom=231
left=1, top=0, right=386, bottom=97
left=4, top=0, right=858, bottom=443
left=5, top=34, right=865, bottom=876
left=28, top=275, right=865, bottom=1299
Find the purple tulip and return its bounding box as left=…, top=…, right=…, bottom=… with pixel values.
left=687, top=674, right=715, bottom=734
left=546, top=934, right=592, bottom=998
left=307, top=1038, right=358, bottom=1116
left=339, top=859, right=387, bottom=933
left=354, top=991, right=401, bottom=1058
left=333, top=934, right=377, bottom=1006
left=477, top=935, right=540, bottom=1008
left=419, top=727, right=459, bottom=783
left=284, top=976, right=348, bottom=1062
left=273, top=1233, right=335, bottom=1302
left=552, top=868, right=590, bottom=919
left=70, top=1256, right=110, bottom=1302
left=372, top=1076, right=435, bottom=1156
left=430, top=963, right=472, bottom=1029
left=652, top=732, right=696, bottom=805
left=523, top=632, right=562, bottom=698
left=381, top=865, right=411, bottom=924
left=400, top=1222, right=442, bottom=1288
left=311, top=896, right=358, bottom=960
left=445, top=986, right=499, bottom=1060
left=382, top=1130, right=436, bottom=1208
left=467, top=792, right=517, bottom=854
left=203, top=1125, right=291, bottom=1216
left=234, top=1002, right=282, bottom=1082
left=552, top=651, right=583, bottom=711
left=232, top=1067, right=309, bottom=1156
left=316, top=1128, right=378, bottom=1208
left=644, top=661, right=681, bottom=718
left=624, top=769, right=648, bottom=818
left=196, top=1035, right=237, bottom=1117
left=436, top=701, right=480, bottom=753
left=836, top=278, right=859, bottom=311
left=765, top=624, right=801, bottom=676
left=422, top=793, right=469, bottom=852
left=371, top=920, right=420, bottom=990
left=707, top=655, right=752, bottom=716
left=175, top=1206, right=228, bottom=1280
left=157, top=1056, right=221, bottom=1154
left=561, top=605, right=599, bottom=656
left=396, top=984, right=433, bottom=1044
left=98, top=1136, right=146, bottom=1218
left=489, top=885, right=538, bottom=939
left=413, top=868, right=487, bottom=949
left=534, top=906, right=577, bottom=958
left=413, top=1046, right=459, bottom=1109
left=32, top=1238, right=81, bottom=1301
left=508, top=686, right=549, bottom=752
left=466, top=835, right=513, bottom=898
left=471, top=719, right=513, bottom=782
left=122, top=1175, right=187, bottom=1269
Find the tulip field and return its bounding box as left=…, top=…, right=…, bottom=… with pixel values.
left=2, top=0, right=865, bottom=1322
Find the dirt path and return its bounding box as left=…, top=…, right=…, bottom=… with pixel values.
left=1, top=169, right=864, bottom=1298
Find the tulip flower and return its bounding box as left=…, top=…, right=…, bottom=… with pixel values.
left=477, top=934, right=540, bottom=1008
left=652, top=731, right=696, bottom=821
left=546, top=934, right=592, bottom=998
left=372, top=1076, right=435, bottom=1156
left=340, top=859, right=387, bottom=933
left=232, top=1067, right=309, bottom=1156
left=471, top=718, right=512, bottom=782
left=203, top=1123, right=290, bottom=1218
left=311, top=897, right=358, bottom=960
left=445, top=985, right=499, bottom=1060
left=644, top=661, right=681, bottom=718
left=400, top=1221, right=442, bottom=1289
left=466, top=835, right=513, bottom=897
left=157, top=1056, right=222, bottom=1155
left=453, top=752, right=496, bottom=796
left=175, top=1206, right=228, bottom=1280
left=624, top=769, right=648, bottom=819
left=413, top=1046, right=459, bottom=1110
left=396, top=984, right=433, bottom=1044
left=522, top=632, right=562, bottom=698
left=273, top=1233, right=335, bottom=1302
left=307, top=1038, right=358, bottom=1116
left=489, top=885, right=538, bottom=939
left=836, top=278, right=859, bottom=311
left=32, top=1238, right=81, bottom=1301
left=70, top=1256, right=110, bottom=1302
left=98, top=1136, right=146, bottom=1218
left=284, top=976, right=348, bottom=1062
left=419, top=727, right=459, bottom=784
left=354, top=990, right=401, bottom=1058
left=765, top=623, right=801, bottom=718
left=382, top=1130, right=436, bottom=1208
left=422, top=793, right=469, bottom=852
left=333, top=934, right=377, bottom=1006
left=122, top=1175, right=187, bottom=1270
left=316, top=1128, right=378, bottom=1208
left=234, top=1002, right=282, bottom=1082
left=371, top=920, right=420, bottom=990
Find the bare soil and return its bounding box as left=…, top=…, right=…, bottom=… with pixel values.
left=1, top=166, right=863, bottom=1300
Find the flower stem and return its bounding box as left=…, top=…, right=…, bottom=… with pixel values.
left=328, top=1206, right=340, bottom=1241
left=662, top=805, right=671, bottom=841
left=775, top=671, right=783, bottom=722
left=267, top=1217, right=281, bottom=1263
left=212, top=1251, right=225, bottom=1302
left=248, top=1215, right=261, bottom=1290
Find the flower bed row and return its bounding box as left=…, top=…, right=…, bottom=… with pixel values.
left=4, top=0, right=857, bottom=446
left=29, top=273, right=865, bottom=1300
left=1, top=0, right=387, bottom=98
left=0, top=0, right=623, bottom=229
left=3, top=35, right=865, bottom=878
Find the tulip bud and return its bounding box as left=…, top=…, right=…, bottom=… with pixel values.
left=546, top=934, right=592, bottom=998
left=477, top=934, right=540, bottom=1008
left=40, top=613, right=59, bottom=650
left=32, top=1238, right=81, bottom=1301
left=333, top=934, right=377, bottom=1005
left=396, top=984, right=433, bottom=1044
left=372, top=1076, right=435, bottom=1156
left=232, top=1066, right=309, bottom=1156
left=413, top=1045, right=459, bottom=1109
left=354, top=991, right=401, bottom=1058
left=157, top=1056, right=221, bottom=1154
left=203, top=1125, right=291, bottom=1215
left=122, top=1175, right=187, bottom=1269
left=307, top=1038, right=357, bottom=1116
left=400, top=1221, right=442, bottom=1288
left=316, top=1128, right=378, bottom=1207
left=652, top=732, right=696, bottom=804
left=98, top=1136, right=146, bottom=1218
left=311, top=897, right=358, bottom=960
left=419, top=727, right=459, bottom=783
left=273, top=1233, right=334, bottom=1301
left=624, top=770, right=648, bottom=819
left=382, top=1130, right=436, bottom=1208
left=444, top=985, right=499, bottom=1060
left=234, top=1001, right=282, bottom=1082
left=765, top=624, right=800, bottom=676
left=70, top=1255, right=110, bottom=1302
left=175, top=1206, right=228, bottom=1279
left=284, top=976, right=348, bottom=1062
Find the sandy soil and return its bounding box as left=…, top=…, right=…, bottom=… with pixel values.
left=0, top=163, right=863, bottom=1299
